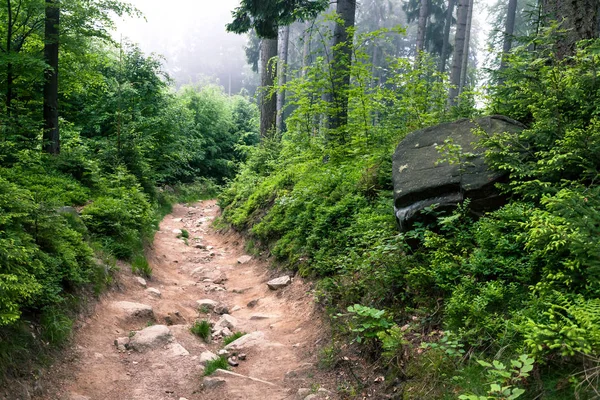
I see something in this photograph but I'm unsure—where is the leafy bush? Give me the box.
[204,356,229,376]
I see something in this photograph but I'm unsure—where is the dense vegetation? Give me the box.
[219,8,600,400]
[0,0,258,382]
[2,0,599,399]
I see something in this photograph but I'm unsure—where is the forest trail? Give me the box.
[39,200,335,400]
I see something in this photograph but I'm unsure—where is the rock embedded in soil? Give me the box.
[267,276,291,290]
[203,377,226,389]
[227,356,239,367]
[247,299,259,308]
[128,325,172,352]
[214,314,237,331]
[237,255,252,264]
[111,301,154,320]
[114,337,130,349]
[197,299,218,312]
[199,351,219,365]
[172,229,182,235]
[146,287,161,298]
[214,303,229,314]
[170,343,190,357]
[250,314,278,320]
[224,331,267,352]
[135,277,147,287]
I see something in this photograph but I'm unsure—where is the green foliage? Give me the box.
[131,254,152,278]
[344,304,392,344]
[223,331,246,346]
[459,355,534,400]
[203,356,229,376]
[190,320,212,342]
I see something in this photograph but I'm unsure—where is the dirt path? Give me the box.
[38,200,336,400]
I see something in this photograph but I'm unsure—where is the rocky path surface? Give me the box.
[39,200,336,400]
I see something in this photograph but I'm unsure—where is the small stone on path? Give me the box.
[267,276,291,290]
[224,331,266,351]
[214,314,237,331]
[172,229,182,235]
[250,314,278,320]
[237,255,252,264]
[215,304,229,314]
[111,301,154,320]
[146,287,161,298]
[135,277,147,287]
[247,299,259,308]
[170,343,190,357]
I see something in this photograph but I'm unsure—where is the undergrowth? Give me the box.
[219,27,600,399]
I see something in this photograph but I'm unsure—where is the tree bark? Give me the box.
[6,0,13,118]
[416,0,429,55]
[459,0,473,94]
[328,0,356,133]
[500,0,518,72]
[276,25,290,134]
[259,37,278,138]
[439,0,455,74]
[541,0,599,59]
[448,0,469,107]
[43,0,60,154]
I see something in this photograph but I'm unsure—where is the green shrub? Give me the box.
[204,356,229,376]
[190,320,211,342]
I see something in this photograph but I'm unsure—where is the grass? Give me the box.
[223,331,246,346]
[180,229,189,239]
[204,356,229,376]
[190,320,211,342]
[131,253,152,278]
[198,305,211,314]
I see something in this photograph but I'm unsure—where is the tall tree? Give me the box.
[499,0,518,72]
[328,0,356,133]
[416,0,429,54]
[43,0,59,154]
[448,0,469,106]
[276,25,290,134]
[227,0,328,138]
[439,0,455,73]
[541,0,599,59]
[259,37,278,137]
[459,0,473,94]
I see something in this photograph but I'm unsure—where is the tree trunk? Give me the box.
[6,0,13,118]
[302,23,311,76]
[259,37,278,138]
[448,0,469,107]
[541,0,599,59]
[328,0,356,134]
[416,0,429,55]
[43,0,60,154]
[459,0,473,94]
[500,0,518,71]
[276,25,290,134]
[439,0,455,74]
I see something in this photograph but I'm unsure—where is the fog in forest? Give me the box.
[116,0,253,93]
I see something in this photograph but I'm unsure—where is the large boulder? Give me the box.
[392,115,524,231]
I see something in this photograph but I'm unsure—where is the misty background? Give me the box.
[115,0,495,95]
[115,0,254,94]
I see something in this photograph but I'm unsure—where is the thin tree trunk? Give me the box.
[302,23,311,76]
[459,0,473,95]
[328,0,356,134]
[43,0,60,154]
[500,0,518,72]
[439,0,455,74]
[276,25,290,134]
[448,0,469,107]
[6,0,13,118]
[416,0,428,56]
[259,37,278,138]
